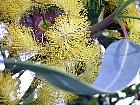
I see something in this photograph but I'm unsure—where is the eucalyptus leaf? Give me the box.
[116,0,134,15]
[1,40,140,96]
[118,15,140,20]
[21,92,35,105]
[87,0,104,24]
[20,77,40,104]
[93,40,140,92]
[117,0,124,7]
[2,59,106,96]
[0,51,5,70]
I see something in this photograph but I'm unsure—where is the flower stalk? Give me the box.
[117,18,129,40]
[90,0,135,39]
[90,10,117,39]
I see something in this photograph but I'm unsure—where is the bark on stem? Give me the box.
[90,10,117,39]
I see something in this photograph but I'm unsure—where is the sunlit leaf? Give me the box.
[93,40,140,92]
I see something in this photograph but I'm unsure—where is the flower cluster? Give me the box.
[122,3,140,45]
[0,72,18,105]
[0,0,102,104]
[107,0,140,45]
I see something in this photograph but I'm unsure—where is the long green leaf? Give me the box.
[20,77,40,104]
[1,59,106,96]
[116,0,135,15]
[118,15,140,20]
[87,0,105,24]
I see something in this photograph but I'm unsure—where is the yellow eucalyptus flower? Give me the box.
[33,0,84,16]
[0,0,102,104]
[30,82,78,105]
[81,0,88,6]
[0,72,18,105]
[30,13,102,104]
[107,0,117,12]
[129,23,140,45]
[108,30,124,39]
[121,3,140,45]
[1,23,38,55]
[107,0,140,45]
[0,0,33,21]
[122,3,140,28]
[38,14,102,83]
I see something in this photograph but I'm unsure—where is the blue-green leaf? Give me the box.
[0,51,5,70]
[1,59,106,96]
[21,92,35,105]
[93,40,140,92]
[1,40,140,96]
